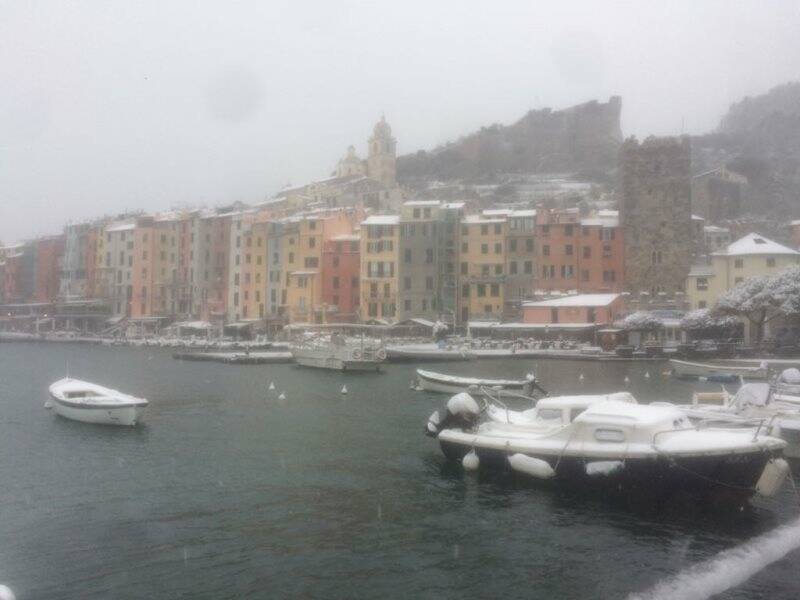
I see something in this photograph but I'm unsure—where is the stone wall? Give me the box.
[619,136,692,294]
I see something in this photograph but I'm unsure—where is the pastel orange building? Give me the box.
[522,293,623,325]
[321,234,360,321]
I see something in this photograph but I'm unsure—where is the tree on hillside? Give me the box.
[714,266,800,342]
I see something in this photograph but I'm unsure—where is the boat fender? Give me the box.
[425,410,443,437]
[376,348,387,361]
[585,460,624,477]
[462,450,480,471]
[508,453,555,479]
[446,393,481,419]
[352,349,362,360]
[756,458,790,498]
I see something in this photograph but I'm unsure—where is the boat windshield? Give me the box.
[64,390,101,399]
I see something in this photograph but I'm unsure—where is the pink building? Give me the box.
[522,293,623,325]
[34,236,65,303]
[321,234,360,321]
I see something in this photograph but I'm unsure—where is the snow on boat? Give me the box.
[773,368,800,405]
[670,359,769,381]
[385,344,477,362]
[427,393,788,499]
[415,369,544,397]
[48,378,148,426]
[674,382,800,459]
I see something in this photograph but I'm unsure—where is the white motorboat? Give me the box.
[415,369,545,397]
[673,382,800,458]
[670,359,769,381]
[48,378,148,426]
[427,394,788,499]
[290,334,386,371]
[483,392,638,427]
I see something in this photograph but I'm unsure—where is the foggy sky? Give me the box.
[2,0,799,244]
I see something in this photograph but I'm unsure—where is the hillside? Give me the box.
[693,81,800,218]
[397,97,623,184]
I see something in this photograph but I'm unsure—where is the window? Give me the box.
[332,256,339,268]
[494,224,501,235]
[510,261,518,275]
[426,276,433,290]
[565,245,573,256]
[564,225,573,236]
[477,284,486,297]
[404,299,411,311]
[462,284,470,298]
[404,249,412,263]
[495,264,502,275]
[426,248,433,263]
[543,245,550,257]
[481,244,488,254]
[581,269,589,282]
[734,259,743,269]
[509,239,517,252]
[696,277,708,291]
[594,429,625,443]
[603,270,616,282]
[461,262,468,275]
[404,276,411,290]
[767,257,776,267]
[494,243,501,254]
[482,265,490,277]
[525,239,534,252]
[490,283,499,297]
[461,242,468,253]
[481,224,488,235]
[288,252,294,264]
[413,208,420,218]
[561,265,574,279]
[484,304,492,314]
[308,237,316,248]
[524,261,533,274]
[304,257,318,268]
[333,276,340,289]
[583,246,591,259]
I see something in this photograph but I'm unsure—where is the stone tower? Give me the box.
[367,116,397,186]
[619,136,692,295]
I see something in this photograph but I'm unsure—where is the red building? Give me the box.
[522,293,623,325]
[536,208,624,293]
[321,234,360,321]
[33,236,65,303]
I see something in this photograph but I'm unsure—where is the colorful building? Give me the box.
[522,293,623,326]
[321,234,360,321]
[458,215,507,323]
[686,233,800,311]
[360,214,400,321]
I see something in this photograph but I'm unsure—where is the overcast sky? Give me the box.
[2,0,799,244]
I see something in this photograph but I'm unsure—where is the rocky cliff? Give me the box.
[397,97,622,183]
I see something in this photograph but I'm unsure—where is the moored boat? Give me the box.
[385,344,476,362]
[415,368,545,397]
[670,358,769,381]
[426,393,788,499]
[48,378,148,426]
[290,334,385,371]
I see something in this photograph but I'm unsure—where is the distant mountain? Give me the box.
[693,81,800,218]
[397,97,623,184]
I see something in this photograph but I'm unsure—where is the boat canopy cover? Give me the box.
[778,368,800,385]
[536,393,636,411]
[733,383,771,407]
[574,401,685,427]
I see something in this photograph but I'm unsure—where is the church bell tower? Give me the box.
[367,115,397,186]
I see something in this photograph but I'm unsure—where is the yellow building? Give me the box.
[360,215,400,321]
[686,233,800,310]
[458,215,507,323]
[283,209,362,322]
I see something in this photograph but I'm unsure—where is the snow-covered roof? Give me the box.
[703,225,730,234]
[522,293,620,308]
[462,215,506,224]
[688,264,715,277]
[714,233,800,257]
[510,209,537,217]
[288,270,319,276]
[791,220,800,226]
[106,222,135,233]
[331,234,360,241]
[442,202,466,209]
[581,213,619,227]
[403,200,440,207]
[482,209,512,217]
[575,401,684,427]
[467,321,598,330]
[362,215,399,226]
[691,214,706,222]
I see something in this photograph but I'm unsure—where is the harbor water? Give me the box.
[1,343,799,599]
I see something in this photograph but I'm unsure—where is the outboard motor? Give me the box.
[425,392,482,437]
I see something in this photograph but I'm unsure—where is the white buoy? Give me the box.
[462,450,480,471]
[341,385,348,395]
[578,373,585,382]
[508,453,555,479]
[644,371,651,379]
[268,381,276,391]
[0,584,16,600]
[278,392,286,401]
[624,375,630,384]
[44,400,52,409]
